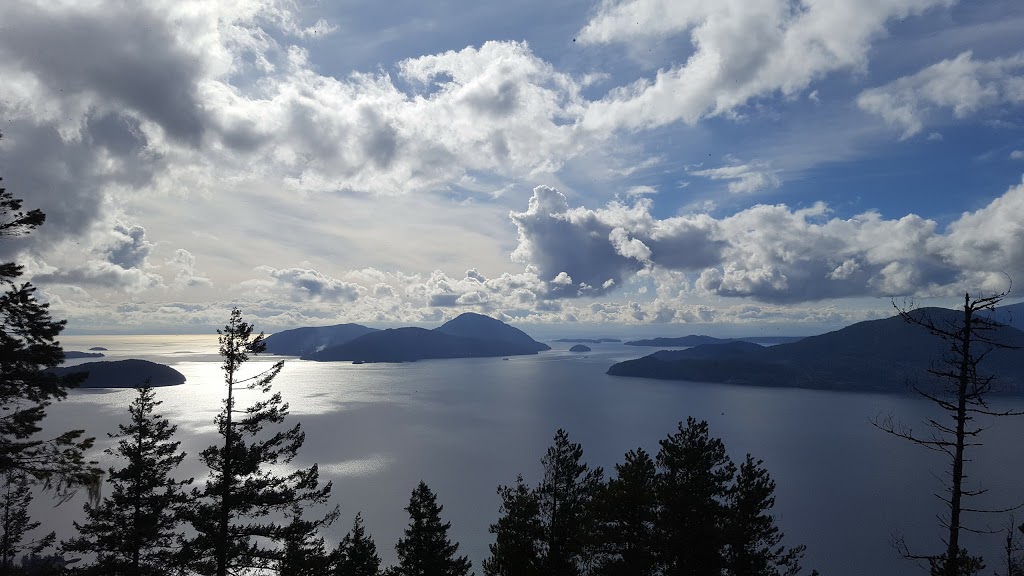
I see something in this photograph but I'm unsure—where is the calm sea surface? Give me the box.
[42,335,1024,575]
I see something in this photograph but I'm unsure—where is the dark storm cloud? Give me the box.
[0,2,207,145]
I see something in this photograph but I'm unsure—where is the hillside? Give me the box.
[625,335,804,347]
[303,313,549,362]
[264,323,379,356]
[51,359,186,388]
[608,308,1024,393]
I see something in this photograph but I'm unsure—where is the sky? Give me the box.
[1,0,1023,335]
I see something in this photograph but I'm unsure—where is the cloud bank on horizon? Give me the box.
[1,0,1023,332]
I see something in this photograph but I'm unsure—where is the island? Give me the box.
[88,346,108,351]
[553,338,621,343]
[303,312,550,363]
[63,351,105,360]
[264,323,379,356]
[624,335,803,347]
[569,344,592,352]
[49,359,186,388]
[608,308,1024,393]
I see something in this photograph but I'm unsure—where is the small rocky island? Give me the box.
[50,359,186,388]
[569,344,592,352]
[63,351,105,359]
[88,346,108,351]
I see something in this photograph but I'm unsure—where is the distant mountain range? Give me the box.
[608,307,1024,393]
[51,359,186,388]
[553,338,622,343]
[300,313,550,363]
[264,323,379,356]
[624,335,804,347]
[63,350,105,360]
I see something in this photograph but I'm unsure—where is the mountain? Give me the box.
[264,323,379,356]
[50,359,186,388]
[608,308,1024,393]
[986,301,1024,331]
[303,313,550,362]
[63,351,105,360]
[554,338,622,343]
[624,335,804,347]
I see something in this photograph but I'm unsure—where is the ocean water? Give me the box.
[41,335,1024,575]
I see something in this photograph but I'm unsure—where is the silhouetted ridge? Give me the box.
[569,344,591,352]
[608,308,1024,393]
[303,313,549,362]
[63,351,105,360]
[264,323,379,356]
[625,335,803,346]
[50,359,186,388]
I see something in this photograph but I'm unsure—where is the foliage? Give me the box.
[63,385,192,575]
[593,448,658,576]
[482,475,542,576]
[183,308,333,576]
[333,512,382,576]
[392,481,472,576]
[0,473,55,576]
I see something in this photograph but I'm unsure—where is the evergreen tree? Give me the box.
[63,385,192,576]
[392,481,471,576]
[656,418,735,576]
[723,455,806,576]
[482,475,542,576]
[594,448,658,576]
[278,504,336,576]
[333,512,381,576]
[537,429,604,576]
[0,152,100,499]
[0,473,54,576]
[183,308,333,576]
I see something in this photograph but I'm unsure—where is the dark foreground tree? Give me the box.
[875,292,1023,576]
[0,148,100,499]
[656,417,736,576]
[63,385,191,575]
[278,503,336,576]
[333,512,381,576]
[183,309,333,576]
[724,455,807,576]
[595,448,658,576]
[537,429,603,576]
[482,475,542,576]
[0,473,54,576]
[392,481,471,576]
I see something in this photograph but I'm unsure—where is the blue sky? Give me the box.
[1,0,1023,334]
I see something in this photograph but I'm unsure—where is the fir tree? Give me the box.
[723,455,806,576]
[0,473,55,576]
[183,308,333,576]
[537,429,603,576]
[0,151,100,499]
[482,475,542,576]
[333,512,381,576]
[594,448,658,576]
[656,418,735,576]
[278,503,336,576]
[392,481,471,576]
[63,385,191,575]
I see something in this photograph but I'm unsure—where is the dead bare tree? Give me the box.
[874,291,1024,576]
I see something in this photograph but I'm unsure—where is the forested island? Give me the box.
[50,359,186,388]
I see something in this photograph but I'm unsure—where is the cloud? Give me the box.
[1011,150,1024,160]
[857,51,1024,139]
[578,0,952,130]
[689,161,781,194]
[31,223,165,292]
[167,249,213,288]
[245,266,366,302]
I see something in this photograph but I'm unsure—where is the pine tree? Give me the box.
[0,473,55,576]
[278,503,336,576]
[392,481,471,576]
[537,429,604,576]
[656,418,735,576]
[0,155,100,500]
[482,474,542,576]
[723,455,806,576]
[333,512,381,576]
[594,448,658,576]
[62,385,191,575]
[183,308,333,576]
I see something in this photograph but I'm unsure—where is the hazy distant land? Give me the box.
[51,359,186,388]
[553,338,621,343]
[624,335,804,347]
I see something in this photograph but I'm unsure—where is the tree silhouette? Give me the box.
[594,448,658,576]
[63,385,192,575]
[875,292,1023,575]
[183,308,333,576]
[482,474,542,576]
[537,428,603,576]
[0,473,55,576]
[0,142,100,500]
[278,503,336,576]
[656,417,735,576]
[333,512,381,576]
[392,481,471,576]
